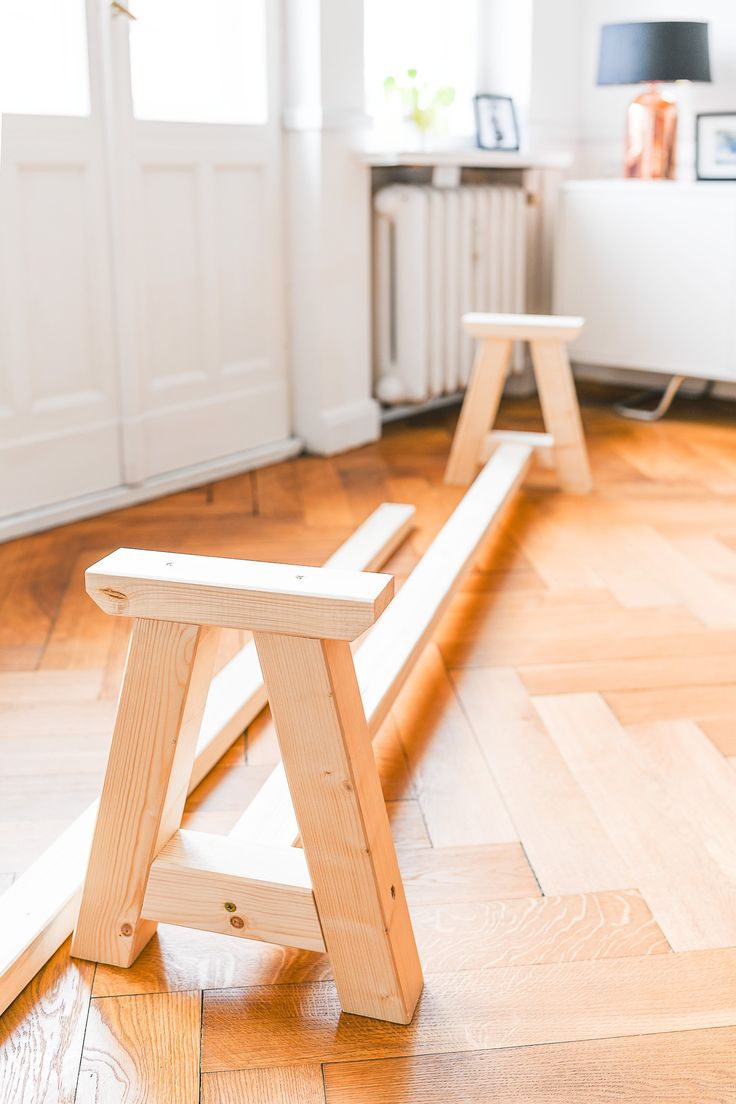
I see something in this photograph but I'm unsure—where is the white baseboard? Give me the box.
[1,436,303,543]
[305,398,381,456]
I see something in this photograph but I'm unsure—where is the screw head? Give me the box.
[230,915,245,929]
[120,922,133,937]
[224,901,237,913]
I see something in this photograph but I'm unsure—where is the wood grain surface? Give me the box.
[4,394,736,1101]
[76,990,200,1104]
[323,1026,736,1103]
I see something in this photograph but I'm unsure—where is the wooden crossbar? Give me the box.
[142,831,324,952]
[230,443,533,848]
[462,311,584,342]
[480,431,555,470]
[0,503,414,1016]
[481,429,554,455]
[87,548,394,639]
[445,311,592,492]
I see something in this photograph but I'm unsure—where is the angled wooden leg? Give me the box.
[72,620,219,966]
[254,631,423,1024]
[530,338,593,494]
[444,337,513,486]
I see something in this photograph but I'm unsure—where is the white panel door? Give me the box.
[0,0,290,531]
[110,0,289,483]
[0,0,122,516]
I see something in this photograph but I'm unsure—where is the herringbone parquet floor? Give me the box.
[2,387,736,1102]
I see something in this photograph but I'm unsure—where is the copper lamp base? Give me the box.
[624,83,677,179]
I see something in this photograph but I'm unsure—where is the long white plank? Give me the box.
[0,503,415,1015]
[230,444,533,848]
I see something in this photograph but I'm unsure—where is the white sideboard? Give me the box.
[554,180,736,384]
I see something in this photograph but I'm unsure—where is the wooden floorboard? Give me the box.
[322,1026,736,1103]
[201,948,736,1072]
[390,644,518,845]
[3,391,736,1100]
[202,1064,326,1104]
[450,666,633,895]
[90,889,667,1001]
[76,990,200,1104]
[0,939,93,1104]
[535,694,736,951]
[398,843,539,906]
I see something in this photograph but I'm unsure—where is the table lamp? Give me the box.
[597,21,711,179]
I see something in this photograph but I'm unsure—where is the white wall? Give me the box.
[283,0,380,455]
[577,1,736,177]
[526,0,584,156]
[476,0,582,157]
[476,0,533,115]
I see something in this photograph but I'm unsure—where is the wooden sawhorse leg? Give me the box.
[444,338,512,486]
[72,548,423,1025]
[71,619,219,966]
[255,633,422,1023]
[444,312,592,494]
[530,338,592,494]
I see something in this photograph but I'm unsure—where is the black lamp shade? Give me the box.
[597,21,711,85]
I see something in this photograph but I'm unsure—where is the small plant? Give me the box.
[383,68,456,136]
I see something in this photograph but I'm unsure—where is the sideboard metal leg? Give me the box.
[614,374,688,421]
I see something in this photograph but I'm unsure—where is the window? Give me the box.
[129,0,268,125]
[0,0,90,117]
[364,0,478,138]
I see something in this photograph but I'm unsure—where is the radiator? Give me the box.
[373,184,526,405]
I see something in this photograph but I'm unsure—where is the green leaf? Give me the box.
[407,67,417,79]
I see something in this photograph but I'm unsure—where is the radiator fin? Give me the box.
[373,184,526,405]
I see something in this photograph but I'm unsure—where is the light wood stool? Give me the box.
[71,548,423,1025]
[445,312,592,493]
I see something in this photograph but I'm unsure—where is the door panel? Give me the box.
[0,0,289,526]
[141,164,205,390]
[0,114,122,515]
[112,1,288,482]
[213,166,271,373]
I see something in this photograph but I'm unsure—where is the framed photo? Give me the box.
[696,112,736,180]
[473,94,519,152]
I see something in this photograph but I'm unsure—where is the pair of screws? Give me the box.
[224,901,244,929]
[120,903,245,939]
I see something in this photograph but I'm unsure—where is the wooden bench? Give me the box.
[69,445,531,1027]
[445,312,592,493]
[66,318,593,1029]
[72,549,423,1025]
[0,504,417,1018]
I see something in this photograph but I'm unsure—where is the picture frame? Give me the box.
[473,94,519,152]
[696,112,736,181]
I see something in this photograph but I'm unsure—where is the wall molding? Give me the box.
[308,398,381,456]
